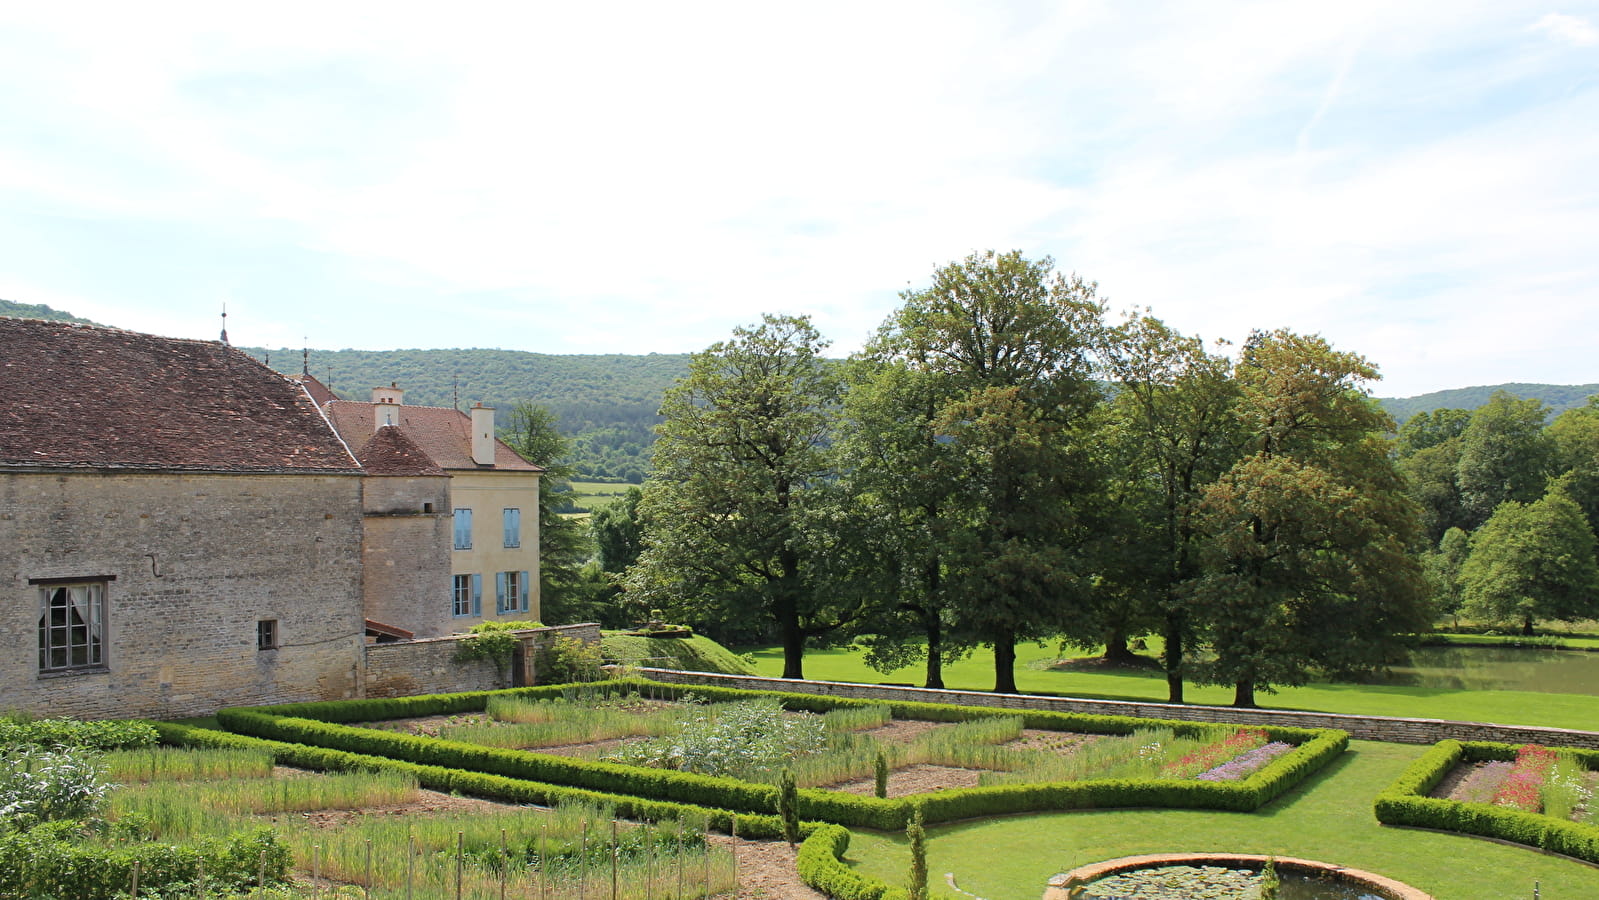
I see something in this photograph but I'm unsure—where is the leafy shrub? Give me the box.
[0,747,112,828]
[0,823,287,900]
[604,698,826,779]
[0,715,158,751]
[538,635,605,683]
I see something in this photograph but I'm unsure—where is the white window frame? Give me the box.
[453,573,482,617]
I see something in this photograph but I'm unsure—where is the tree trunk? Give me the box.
[776,591,805,680]
[1522,615,1535,637]
[993,634,1018,694]
[1102,628,1135,665]
[1163,612,1185,704]
[781,624,805,679]
[1233,678,1257,708]
[924,616,945,690]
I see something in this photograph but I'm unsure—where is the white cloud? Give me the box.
[1531,13,1599,45]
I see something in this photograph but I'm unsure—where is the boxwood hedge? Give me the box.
[1374,739,1599,865]
[214,678,1346,831]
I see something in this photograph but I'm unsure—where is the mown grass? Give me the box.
[747,642,1599,732]
[843,741,1599,900]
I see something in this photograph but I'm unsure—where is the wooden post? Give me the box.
[456,831,464,900]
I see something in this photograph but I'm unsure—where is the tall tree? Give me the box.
[503,402,594,623]
[1547,397,1599,538]
[624,315,857,678]
[1460,481,1599,635]
[1456,391,1555,529]
[1098,312,1243,703]
[872,250,1106,693]
[1189,330,1428,707]
[834,355,973,689]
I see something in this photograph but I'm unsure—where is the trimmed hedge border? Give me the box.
[797,824,910,900]
[214,678,1347,831]
[1374,739,1599,865]
[154,721,791,840]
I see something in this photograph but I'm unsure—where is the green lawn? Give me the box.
[747,643,1599,732]
[842,741,1598,900]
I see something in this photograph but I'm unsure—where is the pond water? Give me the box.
[1083,865,1391,899]
[1350,645,1599,695]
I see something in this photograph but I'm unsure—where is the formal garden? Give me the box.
[2,677,1598,900]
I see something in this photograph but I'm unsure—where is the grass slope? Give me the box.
[844,741,1598,900]
[748,643,1599,732]
[604,632,758,676]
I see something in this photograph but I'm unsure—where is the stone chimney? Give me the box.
[372,383,403,432]
[470,403,495,465]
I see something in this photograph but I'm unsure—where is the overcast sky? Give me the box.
[2,2,1595,397]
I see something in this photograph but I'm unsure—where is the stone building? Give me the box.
[0,319,368,719]
[322,385,544,638]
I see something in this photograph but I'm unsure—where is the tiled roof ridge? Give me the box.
[325,399,490,412]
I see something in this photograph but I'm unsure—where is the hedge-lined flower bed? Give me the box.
[214,679,1346,831]
[1374,739,1599,865]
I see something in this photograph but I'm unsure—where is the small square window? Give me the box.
[257,619,279,651]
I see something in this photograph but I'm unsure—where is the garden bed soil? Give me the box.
[827,763,988,797]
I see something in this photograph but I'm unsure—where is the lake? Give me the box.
[1355,645,1599,695]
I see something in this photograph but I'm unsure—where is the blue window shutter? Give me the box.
[503,508,520,548]
[495,572,508,614]
[519,570,531,613]
[454,509,473,550]
[471,574,483,616]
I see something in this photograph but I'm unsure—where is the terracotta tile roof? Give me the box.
[0,318,361,473]
[290,373,339,406]
[357,425,449,476]
[324,400,542,472]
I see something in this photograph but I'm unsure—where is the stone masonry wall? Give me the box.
[640,670,1599,750]
[360,484,453,639]
[365,623,601,698]
[1,471,367,720]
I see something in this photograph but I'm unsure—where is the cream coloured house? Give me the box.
[321,386,543,638]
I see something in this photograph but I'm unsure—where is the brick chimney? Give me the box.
[470,403,495,465]
[372,383,403,432]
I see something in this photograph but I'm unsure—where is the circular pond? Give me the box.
[1045,854,1431,900]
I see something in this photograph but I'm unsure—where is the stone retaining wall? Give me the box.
[365,623,601,698]
[637,669,1599,749]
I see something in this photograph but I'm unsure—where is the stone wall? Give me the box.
[361,475,453,638]
[1,470,367,719]
[365,623,602,698]
[639,670,1599,750]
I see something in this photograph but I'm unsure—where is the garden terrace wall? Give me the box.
[637,669,1599,750]
[365,623,600,697]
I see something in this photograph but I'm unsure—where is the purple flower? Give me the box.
[1196,742,1294,781]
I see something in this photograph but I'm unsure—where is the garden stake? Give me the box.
[313,844,321,900]
[407,832,415,900]
[676,818,685,900]
[198,864,206,899]
[258,849,267,890]
[581,818,591,900]
[366,838,373,900]
[456,831,465,900]
[646,822,655,900]
[131,859,139,899]
[611,819,620,900]
[730,817,739,891]
[540,822,549,900]
[501,827,509,900]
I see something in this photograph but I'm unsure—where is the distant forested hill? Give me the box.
[1379,384,1599,423]
[246,347,692,482]
[11,297,1594,476]
[0,299,100,325]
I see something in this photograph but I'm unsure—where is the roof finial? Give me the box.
[220,304,229,345]
[302,337,310,376]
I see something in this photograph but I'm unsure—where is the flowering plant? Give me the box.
[1490,744,1558,812]
[1161,729,1268,779]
